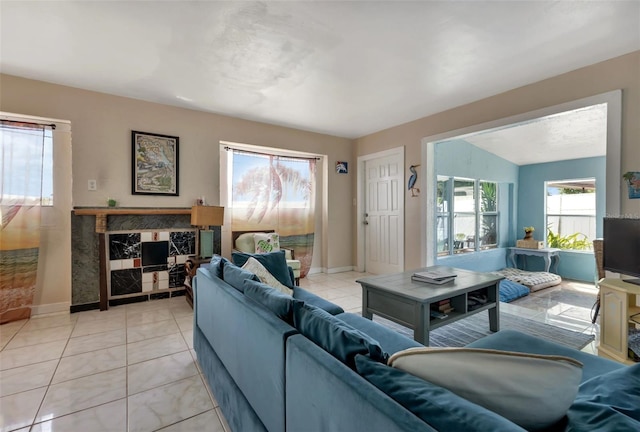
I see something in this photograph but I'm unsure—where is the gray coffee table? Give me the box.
[357,266,503,345]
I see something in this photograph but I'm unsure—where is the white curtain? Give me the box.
[0,121,49,323]
[230,150,316,277]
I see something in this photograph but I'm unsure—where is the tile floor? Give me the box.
[0,297,226,432]
[0,272,600,432]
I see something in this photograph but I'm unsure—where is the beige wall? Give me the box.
[0,74,354,310]
[31,124,73,313]
[356,51,640,270]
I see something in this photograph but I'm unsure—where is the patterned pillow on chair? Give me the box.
[254,233,281,253]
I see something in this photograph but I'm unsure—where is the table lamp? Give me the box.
[191,206,224,258]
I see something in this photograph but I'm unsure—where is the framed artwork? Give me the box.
[131,130,179,196]
[336,161,348,174]
[623,171,640,199]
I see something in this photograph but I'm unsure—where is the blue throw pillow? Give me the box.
[292,302,388,369]
[499,279,529,303]
[292,286,344,315]
[232,250,292,287]
[565,363,640,431]
[354,355,526,432]
[206,255,228,279]
[244,279,298,323]
[222,261,259,293]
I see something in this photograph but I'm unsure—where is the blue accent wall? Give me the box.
[433,142,604,283]
[434,140,518,271]
[438,249,508,273]
[517,156,606,282]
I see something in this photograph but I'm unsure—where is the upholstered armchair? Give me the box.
[234,232,301,285]
[592,238,604,323]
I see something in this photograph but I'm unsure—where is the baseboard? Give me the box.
[306,266,355,275]
[327,266,355,274]
[31,302,71,316]
[70,302,100,313]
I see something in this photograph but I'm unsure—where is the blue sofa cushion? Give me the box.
[205,254,228,279]
[355,354,526,432]
[466,330,623,382]
[388,347,583,431]
[565,363,640,431]
[499,279,529,303]
[338,313,422,355]
[292,302,388,368]
[355,355,524,432]
[244,279,299,323]
[292,287,344,315]
[222,261,260,293]
[232,250,293,287]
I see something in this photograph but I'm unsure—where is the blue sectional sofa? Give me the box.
[193,257,640,432]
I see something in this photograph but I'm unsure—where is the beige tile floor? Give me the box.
[0,272,600,432]
[0,297,226,432]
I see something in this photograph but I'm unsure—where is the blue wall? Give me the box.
[517,156,606,282]
[434,142,604,283]
[434,140,519,271]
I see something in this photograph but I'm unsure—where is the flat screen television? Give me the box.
[603,217,640,285]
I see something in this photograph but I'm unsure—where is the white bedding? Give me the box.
[494,268,562,292]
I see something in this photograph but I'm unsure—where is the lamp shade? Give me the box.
[191,206,224,226]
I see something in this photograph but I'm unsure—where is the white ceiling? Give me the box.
[1,1,639,140]
[457,103,608,165]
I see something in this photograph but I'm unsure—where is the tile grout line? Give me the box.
[29,314,76,429]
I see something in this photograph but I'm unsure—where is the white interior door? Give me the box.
[363,152,404,274]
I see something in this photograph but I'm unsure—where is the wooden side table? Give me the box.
[184,256,211,308]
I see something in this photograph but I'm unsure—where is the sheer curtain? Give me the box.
[230,150,316,277]
[0,121,50,323]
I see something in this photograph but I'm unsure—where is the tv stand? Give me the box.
[597,278,640,364]
[622,278,640,286]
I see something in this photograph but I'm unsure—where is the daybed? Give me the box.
[193,252,639,432]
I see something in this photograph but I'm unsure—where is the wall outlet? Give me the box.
[88,179,97,190]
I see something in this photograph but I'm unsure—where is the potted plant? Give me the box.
[523,226,535,240]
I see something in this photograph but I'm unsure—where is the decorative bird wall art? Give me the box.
[408,164,420,197]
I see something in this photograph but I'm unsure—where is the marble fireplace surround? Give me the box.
[72,208,195,312]
[107,229,195,298]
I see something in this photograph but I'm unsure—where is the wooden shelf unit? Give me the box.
[597,278,640,365]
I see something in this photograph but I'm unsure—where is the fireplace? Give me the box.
[71,208,221,311]
[142,241,169,266]
[108,230,195,303]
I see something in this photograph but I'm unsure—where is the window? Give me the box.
[0,121,53,206]
[226,146,318,276]
[546,179,595,250]
[437,177,498,256]
[230,150,316,223]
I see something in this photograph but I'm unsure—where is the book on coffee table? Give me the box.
[412,270,457,285]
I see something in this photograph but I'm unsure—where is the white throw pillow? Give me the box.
[242,257,292,295]
[388,347,583,430]
[254,233,281,254]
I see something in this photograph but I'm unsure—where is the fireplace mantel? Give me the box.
[74,207,191,216]
[73,207,191,233]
